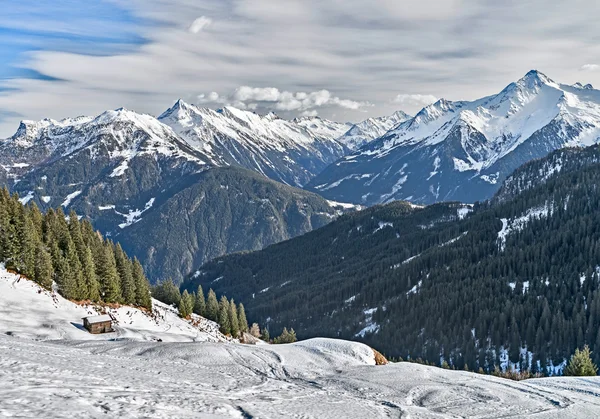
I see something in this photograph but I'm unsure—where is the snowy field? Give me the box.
[2,268,600,418]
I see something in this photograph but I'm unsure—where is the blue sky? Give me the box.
[1,0,600,136]
[0,1,145,80]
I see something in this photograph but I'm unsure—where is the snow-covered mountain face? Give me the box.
[0,108,210,184]
[158,100,349,187]
[307,71,600,205]
[337,110,412,151]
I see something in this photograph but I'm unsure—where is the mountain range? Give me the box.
[3,70,600,286]
[0,106,360,282]
[308,71,600,205]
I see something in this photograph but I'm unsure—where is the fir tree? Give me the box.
[34,244,53,289]
[114,243,135,304]
[97,241,121,303]
[179,290,194,318]
[218,295,231,335]
[237,303,249,334]
[132,258,152,309]
[564,345,598,376]
[206,289,219,321]
[194,285,206,316]
[228,298,239,338]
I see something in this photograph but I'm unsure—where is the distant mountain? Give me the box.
[0,108,356,283]
[307,71,600,205]
[337,110,412,151]
[117,166,356,282]
[158,100,349,187]
[184,143,600,371]
[293,116,352,142]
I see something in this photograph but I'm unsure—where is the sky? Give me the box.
[1,0,600,136]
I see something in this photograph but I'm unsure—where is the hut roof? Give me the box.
[83,314,112,324]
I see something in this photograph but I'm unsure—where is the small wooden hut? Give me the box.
[82,315,113,334]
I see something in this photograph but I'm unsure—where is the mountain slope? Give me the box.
[159,100,349,187]
[4,333,600,418]
[337,110,412,150]
[117,166,355,282]
[308,71,600,205]
[184,144,600,371]
[0,265,226,342]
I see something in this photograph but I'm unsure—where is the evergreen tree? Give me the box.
[132,258,152,309]
[273,327,297,344]
[228,298,240,338]
[34,244,53,289]
[82,247,100,301]
[114,243,135,304]
[218,295,231,335]
[237,303,249,334]
[564,346,598,376]
[152,279,180,306]
[97,241,121,303]
[194,285,206,316]
[206,289,219,321]
[179,290,194,318]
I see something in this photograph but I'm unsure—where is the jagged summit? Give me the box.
[308,70,600,206]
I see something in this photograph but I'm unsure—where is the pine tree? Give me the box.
[218,295,231,335]
[206,289,219,321]
[179,290,194,318]
[34,244,53,289]
[114,243,135,304]
[237,303,249,334]
[564,345,598,376]
[97,241,121,303]
[132,258,152,309]
[82,247,100,301]
[228,298,239,338]
[194,285,206,316]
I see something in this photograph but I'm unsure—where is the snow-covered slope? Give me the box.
[2,333,600,418]
[308,71,600,205]
[158,100,349,186]
[2,264,600,417]
[293,115,352,142]
[338,110,412,150]
[0,108,210,183]
[0,264,226,342]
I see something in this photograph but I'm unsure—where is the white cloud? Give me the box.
[198,86,369,113]
[233,87,281,102]
[392,94,438,109]
[188,16,212,34]
[197,91,220,102]
[580,64,600,72]
[300,110,318,117]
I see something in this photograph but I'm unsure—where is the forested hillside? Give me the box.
[184,145,600,372]
[0,188,152,309]
[117,167,354,282]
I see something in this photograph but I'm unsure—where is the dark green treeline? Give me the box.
[0,188,152,309]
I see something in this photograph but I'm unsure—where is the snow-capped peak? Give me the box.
[517,69,558,89]
[337,110,412,150]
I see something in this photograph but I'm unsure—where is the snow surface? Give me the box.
[61,190,81,208]
[1,266,600,417]
[0,265,225,342]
